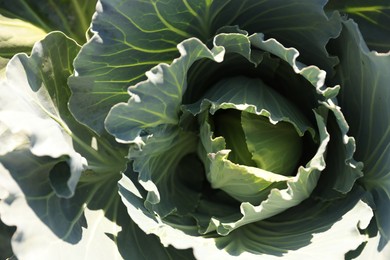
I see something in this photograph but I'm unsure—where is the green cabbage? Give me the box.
[0,0,389,259]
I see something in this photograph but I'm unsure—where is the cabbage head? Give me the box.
[0,0,389,259]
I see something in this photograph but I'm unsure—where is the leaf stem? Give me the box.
[70,0,90,36]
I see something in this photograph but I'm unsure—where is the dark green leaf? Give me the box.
[325,0,390,52]
[328,19,390,249]
[0,218,15,259]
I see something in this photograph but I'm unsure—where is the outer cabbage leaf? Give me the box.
[69,0,341,134]
[0,31,110,257]
[119,172,373,259]
[314,101,364,199]
[0,0,97,44]
[0,15,46,70]
[129,129,205,218]
[328,19,390,250]
[105,37,224,142]
[0,0,97,71]
[325,0,390,52]
[0,32,85,198]
[0,32,193,259]
[0,162,124,260]
[0,162,194,260]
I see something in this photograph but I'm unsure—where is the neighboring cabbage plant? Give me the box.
[0,0,389,259]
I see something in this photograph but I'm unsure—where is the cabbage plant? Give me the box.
[0,0,389,259]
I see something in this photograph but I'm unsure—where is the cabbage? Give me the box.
[0,0,389,259]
